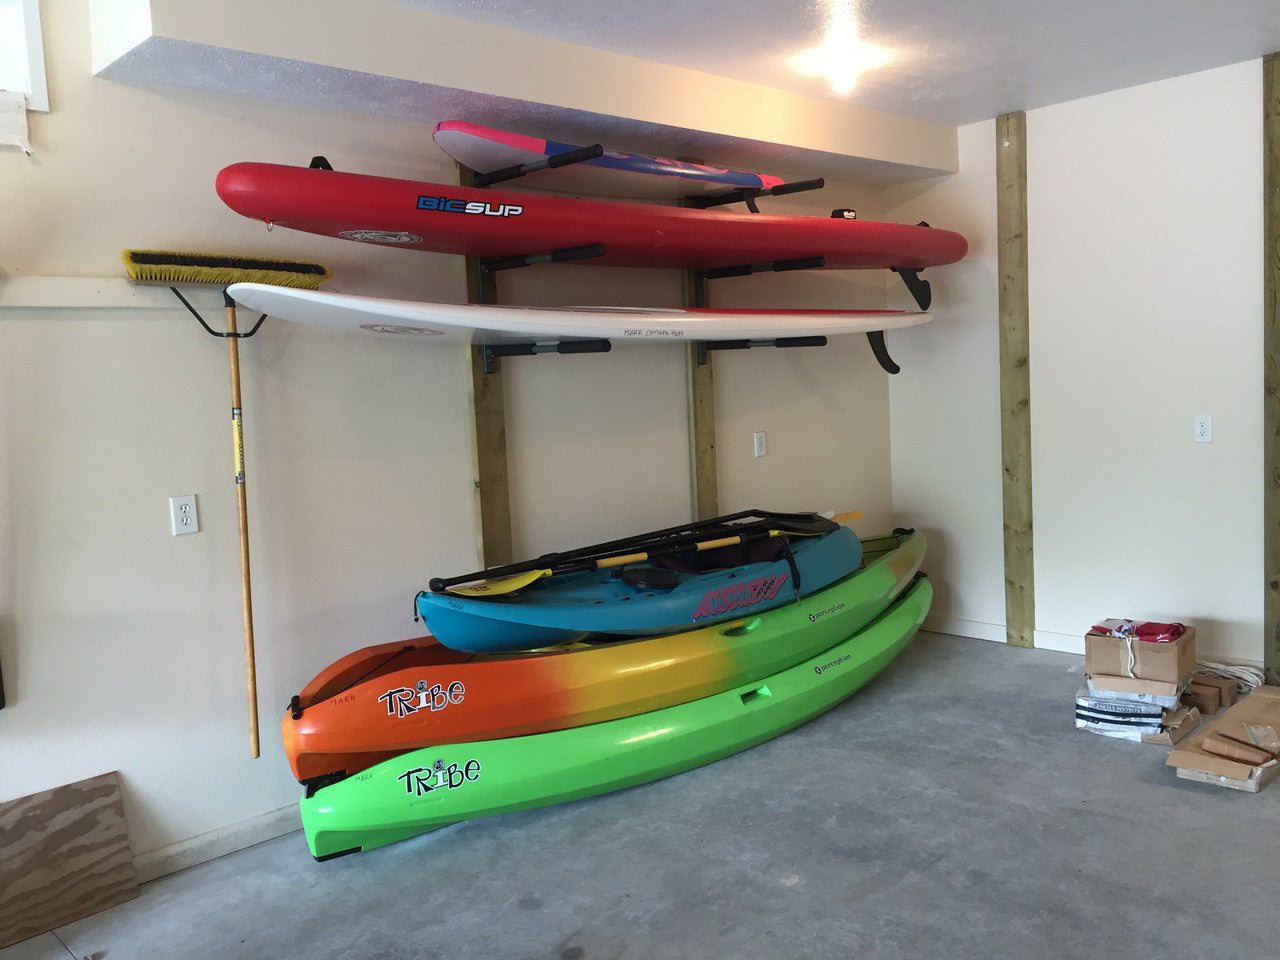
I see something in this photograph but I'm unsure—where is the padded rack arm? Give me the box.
[473,143,606,187]
[696,336,829,365]
[478,243,606,274]
[686,178,826,213]
[481,339,612,374]
[703,255,825,280]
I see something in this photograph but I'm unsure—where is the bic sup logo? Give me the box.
[416,196,524,218]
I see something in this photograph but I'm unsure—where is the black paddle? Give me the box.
[428,509,842,594]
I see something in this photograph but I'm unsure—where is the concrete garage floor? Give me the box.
[7,631,1278,960]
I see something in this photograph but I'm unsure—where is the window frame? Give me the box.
[2,0,48,111]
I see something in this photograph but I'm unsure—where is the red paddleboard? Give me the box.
[216,162,967,271]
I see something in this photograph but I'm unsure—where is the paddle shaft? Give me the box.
[585,534,748,571]
[227,300,260,759]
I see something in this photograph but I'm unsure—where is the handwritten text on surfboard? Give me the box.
[416,196,524,218]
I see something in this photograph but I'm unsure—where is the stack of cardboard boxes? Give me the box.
[1166,685,1280,792]
[1076,624,1201,744]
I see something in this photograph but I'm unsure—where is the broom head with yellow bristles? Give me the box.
[122,250,330,289]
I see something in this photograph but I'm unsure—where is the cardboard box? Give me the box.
[1190,673,1238,708]
[1166,685,1280,792]
[1084,626,1196,684]
[1182,682,1221,716]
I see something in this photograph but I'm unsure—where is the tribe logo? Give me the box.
[398,756,481,797]
[415,196,524,218]
[378,680,466,718]
[338,229,422,244]
[691,574,788,621]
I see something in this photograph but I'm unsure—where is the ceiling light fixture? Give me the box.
[790,0,892,95]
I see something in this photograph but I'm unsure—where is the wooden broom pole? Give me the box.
[226,295,260,758]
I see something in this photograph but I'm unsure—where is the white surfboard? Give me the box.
[227,283,930,346]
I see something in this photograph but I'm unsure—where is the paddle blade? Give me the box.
[830,510,865,526]
[445,568,551,597]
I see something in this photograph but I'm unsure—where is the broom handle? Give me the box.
[226,300,260,758]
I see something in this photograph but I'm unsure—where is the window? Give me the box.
[0,0,48,111]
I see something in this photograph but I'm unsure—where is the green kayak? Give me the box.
[301,575,931,859]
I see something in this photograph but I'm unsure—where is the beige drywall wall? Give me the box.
[1,0,902,871]
[886,61,1266,663]
[885,119,1004,641]
[1026,61,1264,661]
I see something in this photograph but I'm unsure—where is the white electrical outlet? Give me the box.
[753,431,767,458]
[1193,415,1213,444]
[170,495,199,535]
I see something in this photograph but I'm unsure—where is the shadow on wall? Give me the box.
[0,615,11,709]
[914,524,956,629]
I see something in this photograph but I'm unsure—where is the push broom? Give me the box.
[123,251,331,757]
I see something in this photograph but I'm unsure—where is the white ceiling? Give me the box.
[397,0,1280,126]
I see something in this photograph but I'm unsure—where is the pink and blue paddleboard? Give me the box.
[433,120,785,197]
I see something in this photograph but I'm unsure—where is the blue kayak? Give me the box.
[416,525,863,653]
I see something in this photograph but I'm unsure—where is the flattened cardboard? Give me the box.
[1087,673,1183,698]
[1084,626,1196,683]
[1166,685,1280,792]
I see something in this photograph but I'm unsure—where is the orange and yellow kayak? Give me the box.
[283,529,925,786]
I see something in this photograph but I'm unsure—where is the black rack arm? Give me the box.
[478,243,606,275]
[703,255,825,281]
[472,144,606,187]
[695,336,829,365]
[482,339,612,374]
[685,178,826,213]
